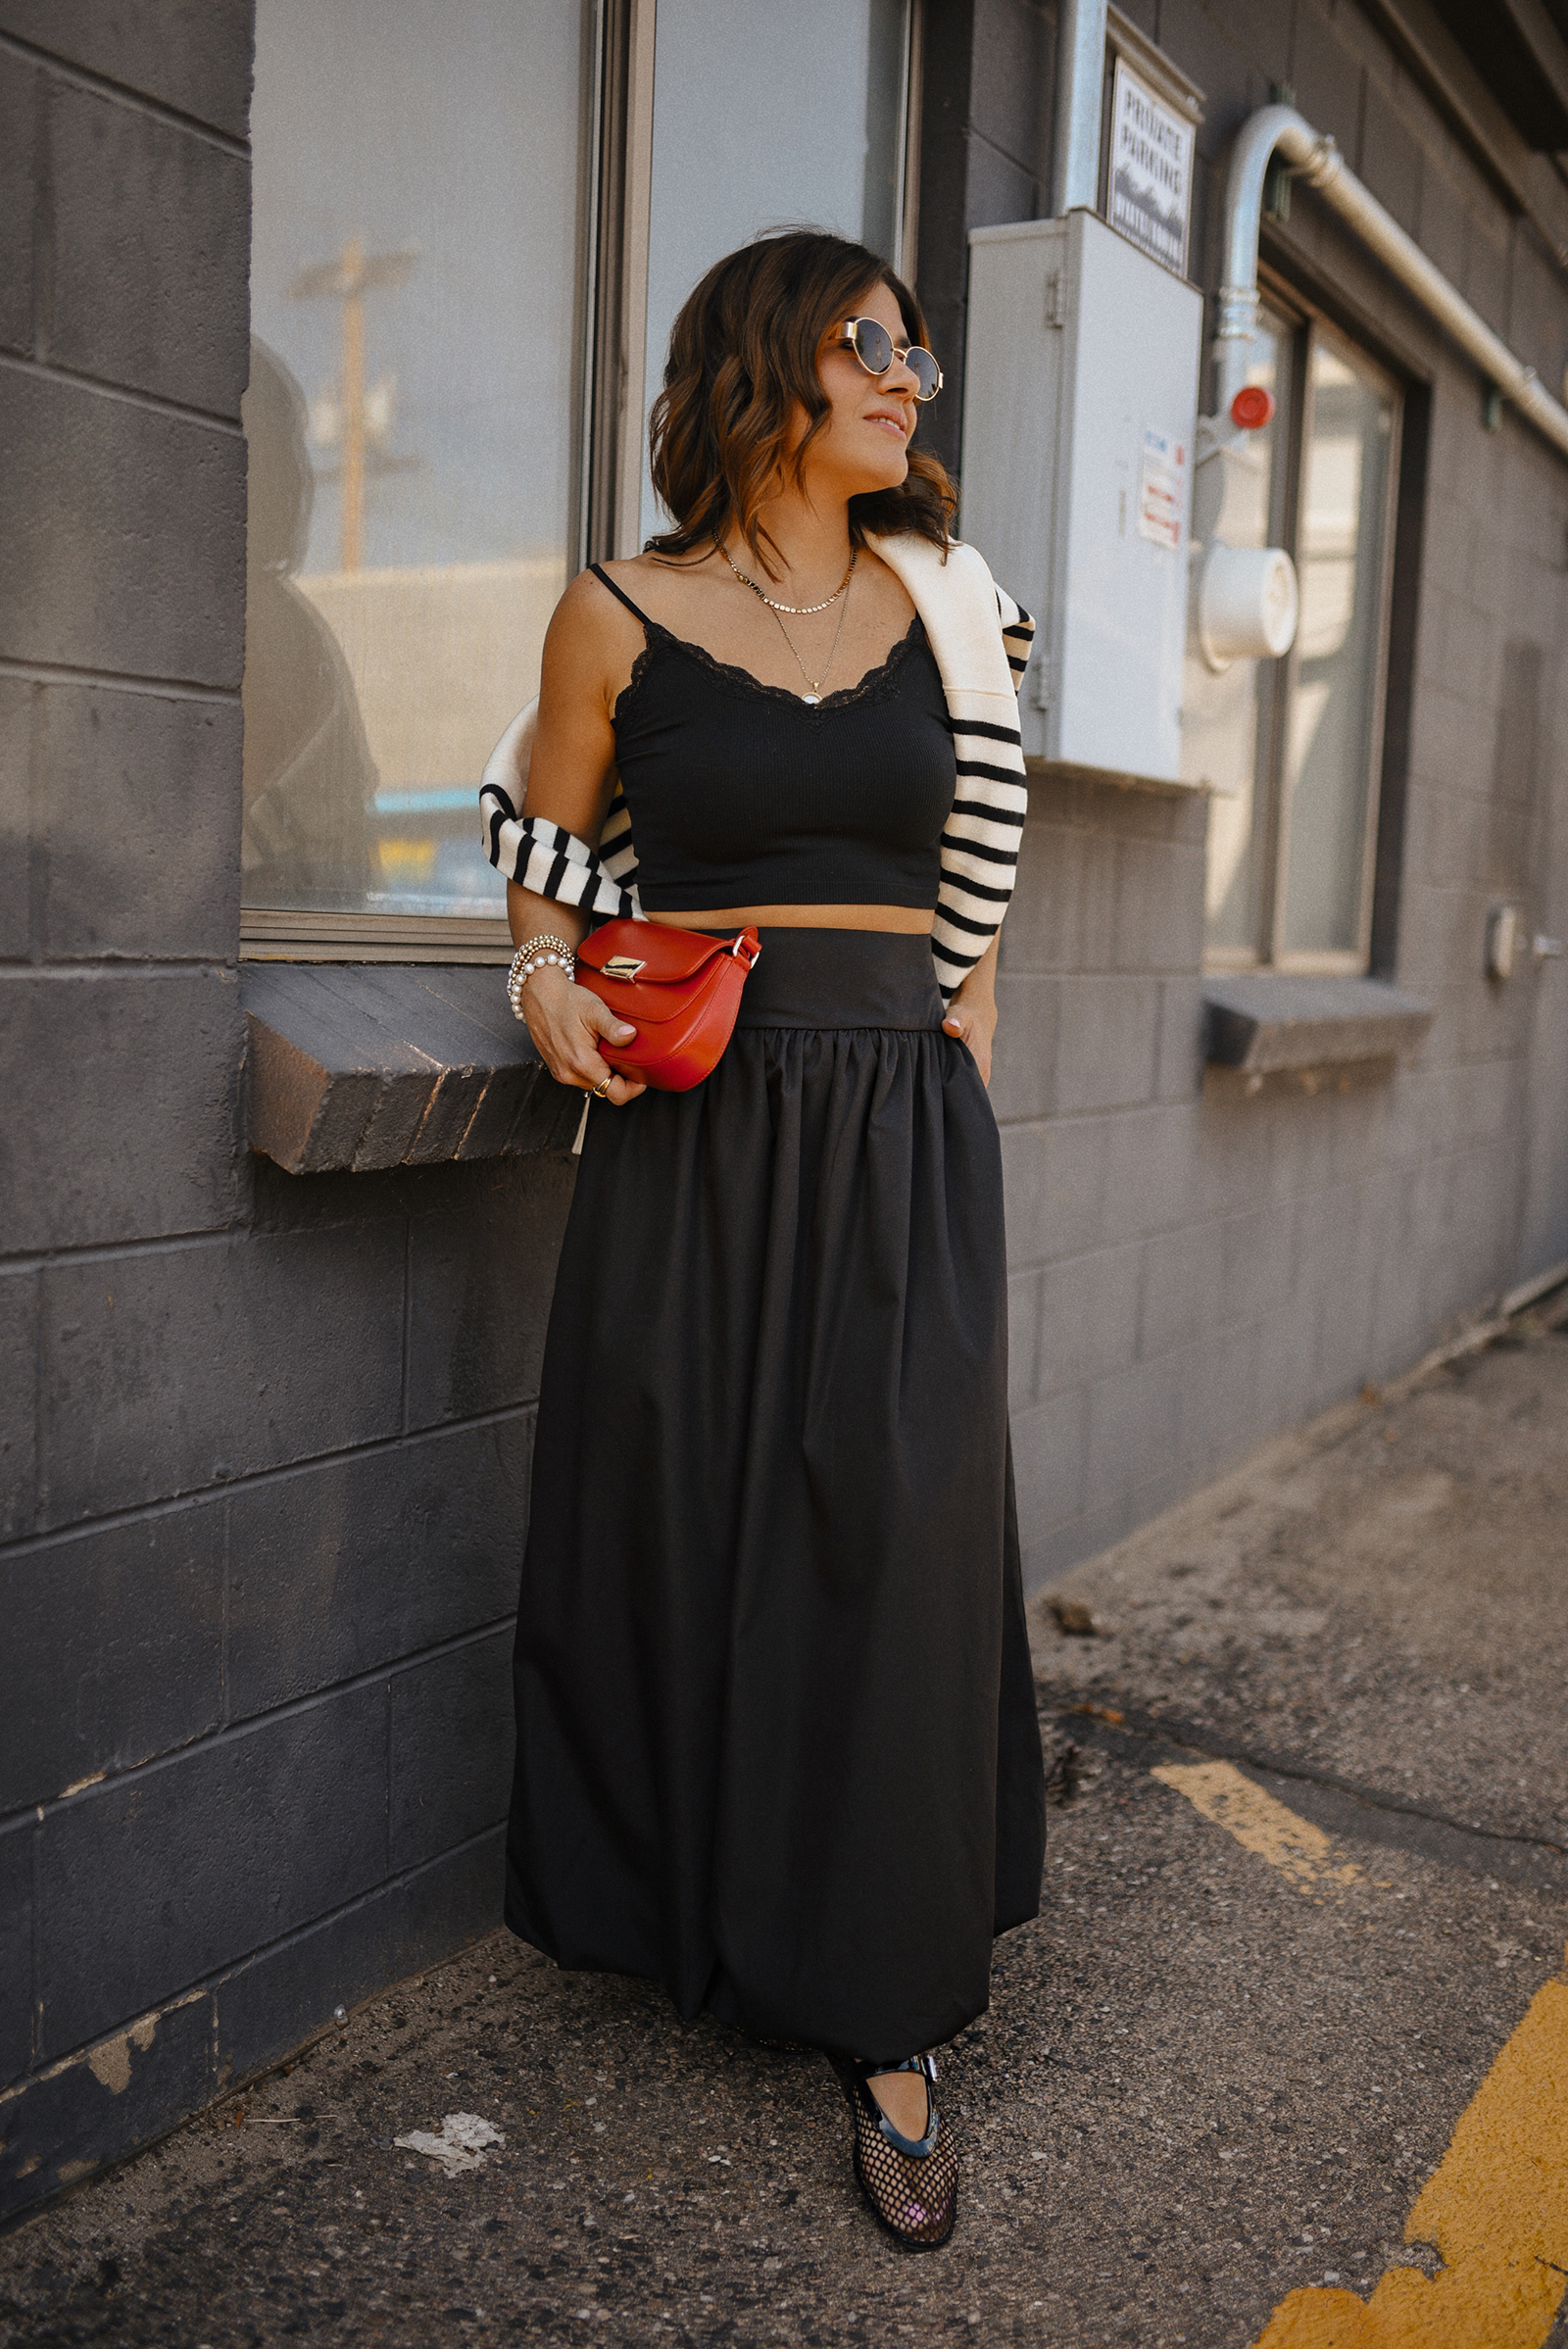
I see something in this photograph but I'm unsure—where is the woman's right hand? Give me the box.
[521,966,647,1105]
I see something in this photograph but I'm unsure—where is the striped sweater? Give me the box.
[479,531,1033,1000]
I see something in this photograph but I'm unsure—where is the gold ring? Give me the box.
[591,1074,613,1099]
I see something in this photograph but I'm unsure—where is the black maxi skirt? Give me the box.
[505,929,1046,2065]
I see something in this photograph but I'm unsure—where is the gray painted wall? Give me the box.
[3,0,1567,2218]
[0,2,573,2216]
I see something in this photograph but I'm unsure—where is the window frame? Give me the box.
[240,0,921,965]
[1201,275,1403,980]
[240,0,639,968]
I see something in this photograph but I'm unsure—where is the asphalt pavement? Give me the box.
[4,1294,1567,2349]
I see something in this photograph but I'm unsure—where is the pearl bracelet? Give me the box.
[507,933,576,1019]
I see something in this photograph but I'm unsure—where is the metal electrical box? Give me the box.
[959,210,1204,782]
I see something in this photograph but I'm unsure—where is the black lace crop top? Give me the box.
[590,565,956,911]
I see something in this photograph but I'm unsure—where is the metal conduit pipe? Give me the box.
[1051,0,1108,216]
[1214,102,1568,466]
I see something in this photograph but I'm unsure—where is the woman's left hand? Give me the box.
[943,989,998,1087]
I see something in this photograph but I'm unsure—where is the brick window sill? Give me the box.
[1201,973,1433,1075]
[242,964,582,1174]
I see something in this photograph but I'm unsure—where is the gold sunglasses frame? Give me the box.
[832,318,944,402]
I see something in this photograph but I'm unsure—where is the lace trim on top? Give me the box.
[615,614,926,725]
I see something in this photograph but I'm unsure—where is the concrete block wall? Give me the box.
[933,0,1568,1583]
[0,6,576,2218]
[994,783,1537,1585]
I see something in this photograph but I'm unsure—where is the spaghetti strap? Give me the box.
[590,562,656,629]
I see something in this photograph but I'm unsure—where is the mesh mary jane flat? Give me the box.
[834,2053,958,2251]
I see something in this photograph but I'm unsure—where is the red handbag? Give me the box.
[575,919,761,1091]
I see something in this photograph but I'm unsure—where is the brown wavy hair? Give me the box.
[646,229,955,573]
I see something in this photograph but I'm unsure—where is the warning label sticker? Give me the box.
[1138,427,1185,550]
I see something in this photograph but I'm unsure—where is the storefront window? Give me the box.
[1200,308,1399,972]
[639,0,912,546]
[244,0,591,932]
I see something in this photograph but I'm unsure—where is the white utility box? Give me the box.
[959,210,1204,782]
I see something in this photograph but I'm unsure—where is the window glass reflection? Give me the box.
[1278,340,1395,956]
[1198,308,1291,958]
[242,341,377,905]
[245,0,588,918]
[640,0,910,548]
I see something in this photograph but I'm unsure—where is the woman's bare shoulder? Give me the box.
[541,560,687,720]
[545,552,728,695]
[550,553,702,640]
[542,564,642,679]
[552,563,631,629]
[609,549,712,581]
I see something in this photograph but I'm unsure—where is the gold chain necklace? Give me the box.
[718,544,858,704]
[718,541,856,613]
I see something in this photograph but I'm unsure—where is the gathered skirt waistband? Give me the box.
[719,925,945,1031]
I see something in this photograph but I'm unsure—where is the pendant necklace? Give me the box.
[718,541,857,704]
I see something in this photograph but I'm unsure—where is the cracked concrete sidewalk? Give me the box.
[3,1296,1567,2347]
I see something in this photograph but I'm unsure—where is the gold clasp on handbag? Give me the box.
[601,955,646,981]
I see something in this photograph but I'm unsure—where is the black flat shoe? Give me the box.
[833,2053,958,2251]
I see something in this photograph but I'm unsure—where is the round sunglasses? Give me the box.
[832,317,944,403]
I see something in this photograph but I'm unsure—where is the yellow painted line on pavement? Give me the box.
[1152,1760,1362,1895]
[1252,1968,1568,2347]
[1150,1762,1568,2346]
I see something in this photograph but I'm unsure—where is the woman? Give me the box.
[480,229,1046,2251]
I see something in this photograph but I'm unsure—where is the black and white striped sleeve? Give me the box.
[1000,596,1034,688]
[931,590,1034,1001]
[478,774,640,921]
